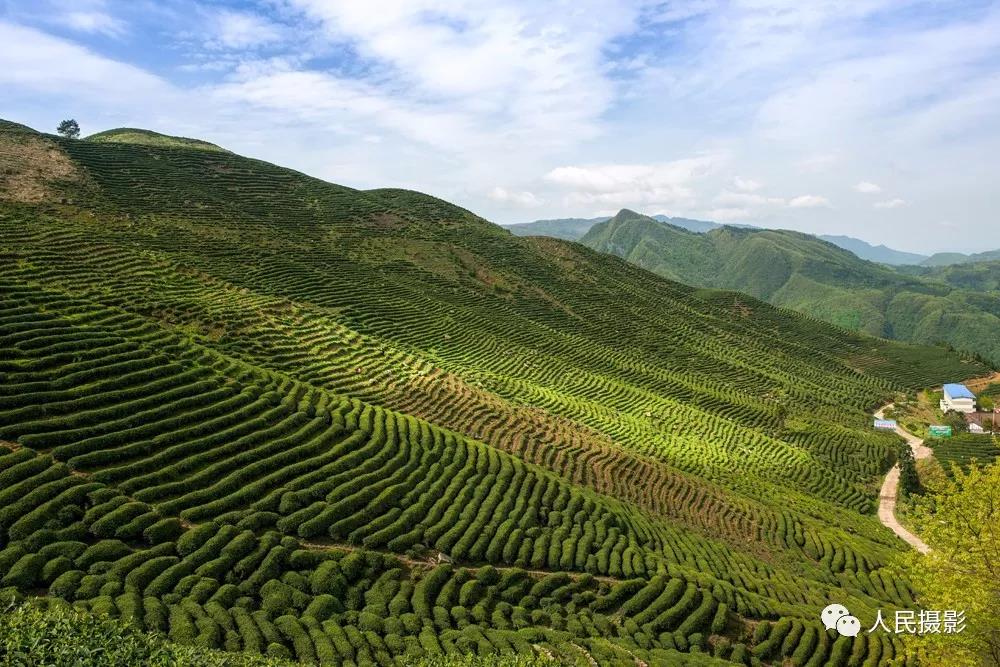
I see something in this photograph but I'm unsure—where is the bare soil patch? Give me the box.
[0,134,89,203]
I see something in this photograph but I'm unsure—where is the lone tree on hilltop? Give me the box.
[56,119,80,139]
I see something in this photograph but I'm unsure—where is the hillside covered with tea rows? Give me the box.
[0,119,989,665]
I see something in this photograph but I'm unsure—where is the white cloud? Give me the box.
[788,195,831,208]
[733,176,762,191]
[0,0,131,38]
[795,153,840,173]
[745,5,1000,161]
[0,21,170,104]
[704,207,749,221]
[212,68,481,151]
[208,10,285,50]
[714,190,784,207]
[854,181,882,194]
[282,1,641,154]
[544,157,720,208]
[545,159,716,192]
[874,198,907,209]
[488,186,543,207]
[60,10,126,36]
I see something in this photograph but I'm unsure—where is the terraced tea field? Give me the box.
[929,434,999,474]
[0,119,989,665]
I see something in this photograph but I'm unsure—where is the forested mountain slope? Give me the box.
[582,209,1000,366]
[898,260,1000,294]
[0,119,987,665]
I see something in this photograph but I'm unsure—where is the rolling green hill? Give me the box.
[86,127,229,153]
[582,209,1000,365]
[0,119,989,665]
[897,260,1000,294]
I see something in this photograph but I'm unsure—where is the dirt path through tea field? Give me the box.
[874,404,931,554]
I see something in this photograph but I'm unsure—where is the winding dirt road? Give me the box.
[874,404,931,554]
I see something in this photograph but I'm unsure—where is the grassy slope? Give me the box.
[582,210,1000,364]
[86,128,228,152]
[0,121,989,665]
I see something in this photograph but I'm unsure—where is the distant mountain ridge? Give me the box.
[921,248,1000,267]
[817,234,928,265]
[580,209,1000,364]
[510,214,998,268]
[505,214,722,239]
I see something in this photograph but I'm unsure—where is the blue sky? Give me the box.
[2,0,999,253]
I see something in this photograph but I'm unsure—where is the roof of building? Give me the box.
[943,383,976,400]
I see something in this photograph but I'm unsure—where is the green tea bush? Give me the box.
[0,602,295,666]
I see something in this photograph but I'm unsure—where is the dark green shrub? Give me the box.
[168,604,197,645]
[261,579,301,616]
[91,502,150,539]
[208,584,240,608]
[711,602,729,634]
[235,512,279,531]
[75,540,131,570]
[0,544,27,573]
[176,523,217,557]
[310,561,348,597]
[99,580,123,597]
[143,596,169,632]
[188,578,219,604]
[275,615,315,663]
[358,611,384,633]
[143,517,184,545]
[49,569,85,599]
[2,553,46,588]
[42,556,73,584]
[38,541,87,562]
[82,497,129,528]
[145,560,195,598]
[752,621,772,645]
[304,594,341,621]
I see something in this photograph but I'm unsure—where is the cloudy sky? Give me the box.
[2,0,999,253]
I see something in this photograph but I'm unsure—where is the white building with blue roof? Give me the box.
[940,383,976,413]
